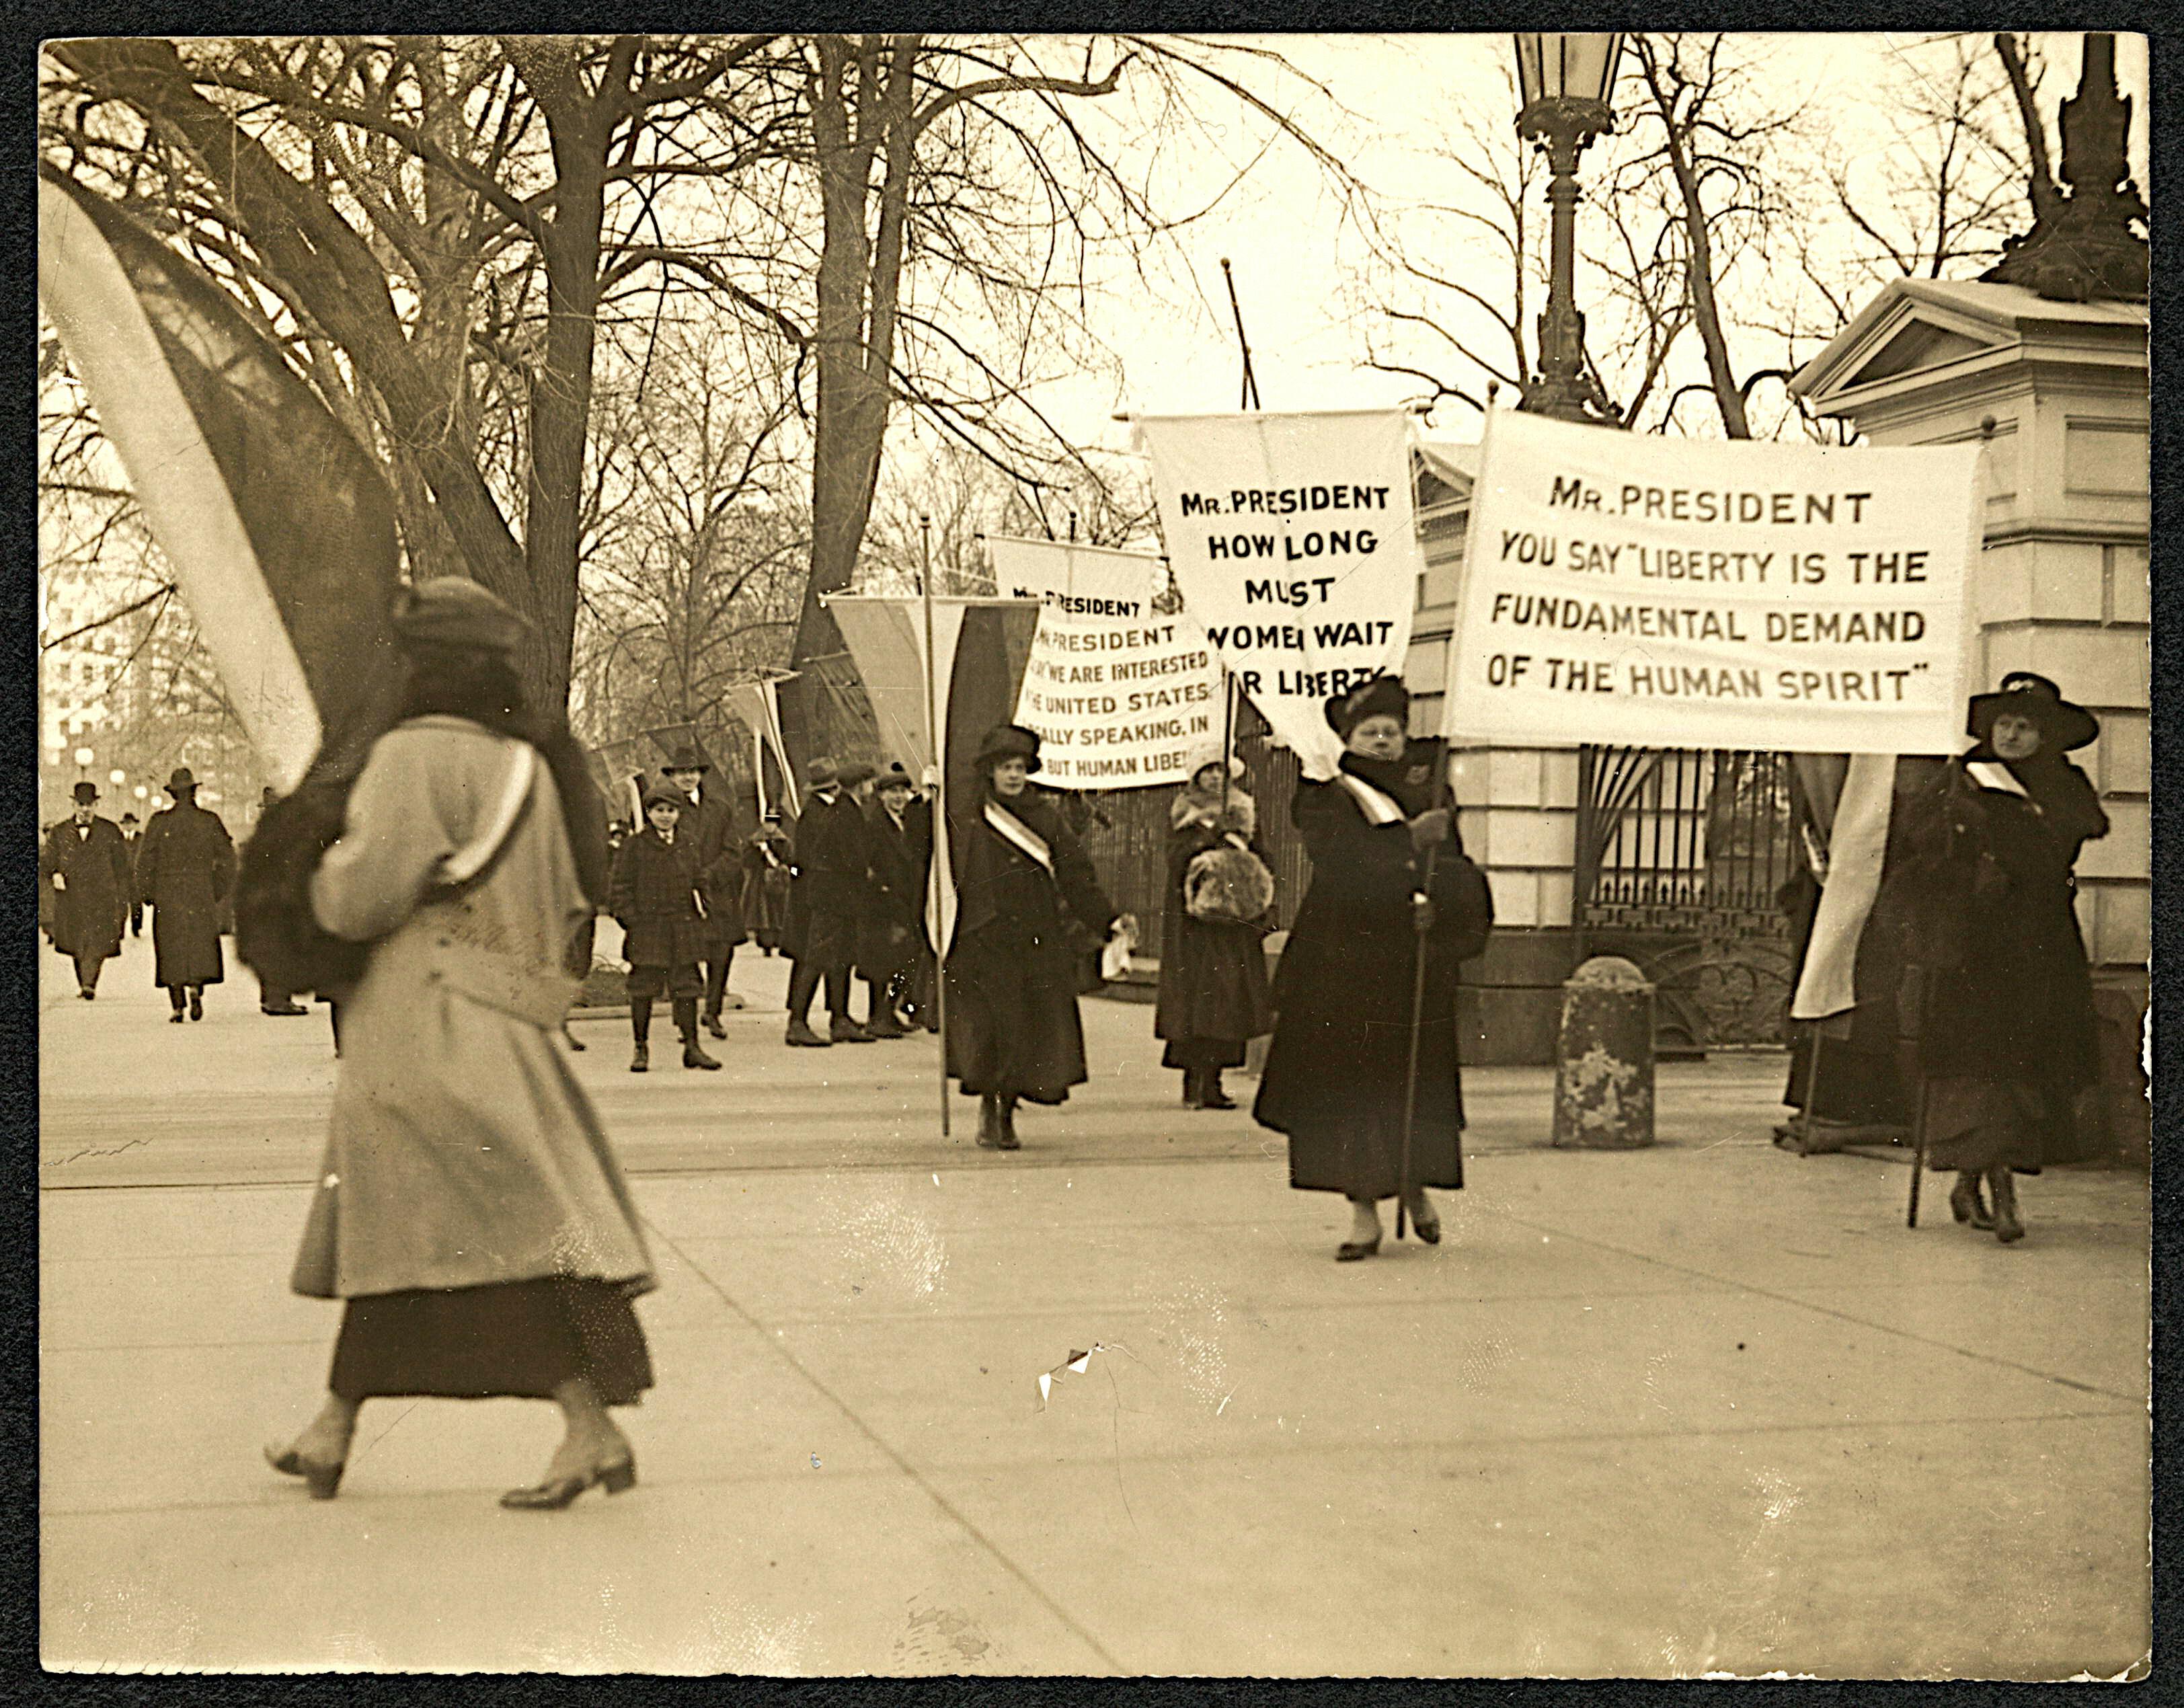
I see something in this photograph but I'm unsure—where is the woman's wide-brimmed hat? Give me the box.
[166,766,197,791]
[72,780,98,804]
[660,742,711,773]
[391,576,533,655]
[1967,670,2098,753]
[641,779,686,810]
[973,723,1043,775]
[1323,674,1409,738]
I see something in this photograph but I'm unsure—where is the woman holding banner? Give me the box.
[947,724,1132,1150]
[1156,745,1274,1110]
[1898,672,2108,1244]
[1253,676,1489,1261]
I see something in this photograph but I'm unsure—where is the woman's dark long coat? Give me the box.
[1154,816,1274,1069]
[945,791,1116,1104]
[1892,752,2106,1169]
[1254,758,1483,1200]
[134,800,234,987]
[607,826,708,970]
[740,828,792,940]
[859,800,928,982]
[41,816,132,962]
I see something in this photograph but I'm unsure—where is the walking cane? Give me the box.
[1393,752,1457,1242]
[1905,966,1932,1229]
[1395,840,1442,1244]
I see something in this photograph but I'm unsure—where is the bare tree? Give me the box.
[42,34,781,709]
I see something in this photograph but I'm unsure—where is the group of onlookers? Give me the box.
[602,751,937,1071]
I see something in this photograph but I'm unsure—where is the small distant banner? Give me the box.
[1446,410,1984,754]
[989,537,1222,789]
[1140,410,1422,779]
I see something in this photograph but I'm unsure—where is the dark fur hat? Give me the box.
[1323,674,1409,738]
[973,724,1043,775]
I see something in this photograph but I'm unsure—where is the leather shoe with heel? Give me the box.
[264,1443,346,1500]
[500,1452,637,1511]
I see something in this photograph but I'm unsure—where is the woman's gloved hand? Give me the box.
[1407,808,1451,851]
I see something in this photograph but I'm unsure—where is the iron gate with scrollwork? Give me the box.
[1574,746,1800,1050]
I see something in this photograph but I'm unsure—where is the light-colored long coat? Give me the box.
[290,715,653,1301]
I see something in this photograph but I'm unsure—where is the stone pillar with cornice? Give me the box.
[1788,279,2149,1156]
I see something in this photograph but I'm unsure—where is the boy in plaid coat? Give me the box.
[607,783,722,1073]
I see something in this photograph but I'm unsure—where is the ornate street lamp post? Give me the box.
[1513,32,1624,425]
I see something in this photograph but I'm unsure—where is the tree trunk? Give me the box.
[1639,37,1752,440]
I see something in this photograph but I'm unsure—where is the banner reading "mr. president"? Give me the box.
[989,536,1222,789]
[1140,410,1422,778]
[1446,410,1984,754]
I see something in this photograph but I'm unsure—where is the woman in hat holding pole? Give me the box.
[265,578,656,1509]
[947,724,1132,1149]
[134,766,235,1022]
[1253,676,1487,1261]
[1897,672,2109,1243]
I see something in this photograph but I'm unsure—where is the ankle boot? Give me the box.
[1181,1069,1200,1107]
[674,1000,720,1069]
[994,1096,1021,1150]
[629,1040,649,1073]
[976,1094,1004,1149]
[1199,1070,1236,1111]
[1949,1172,1994,1230]
[1989,1168,2025,1243]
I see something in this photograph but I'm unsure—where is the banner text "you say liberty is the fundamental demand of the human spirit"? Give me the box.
[1446,410,1984,754]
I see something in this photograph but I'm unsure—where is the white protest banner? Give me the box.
[1446,410,1984,754]
[988,536,1224,789]
[1140,410,1422,778]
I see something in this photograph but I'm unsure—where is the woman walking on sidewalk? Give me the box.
[607,783,724,1073]
[265,579,656,1510]
[1155,746,1274,1110]
[1898,672,2109,1244]
[946,724,1132,1150]
[1253,677,1491,1261]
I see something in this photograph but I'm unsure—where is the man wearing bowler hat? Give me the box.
[41,779,133,999]
[135,765,235,1022]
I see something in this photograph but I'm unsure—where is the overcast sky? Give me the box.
[1029,31,2150,457]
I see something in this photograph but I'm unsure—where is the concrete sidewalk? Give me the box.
[38,935,2150,1676]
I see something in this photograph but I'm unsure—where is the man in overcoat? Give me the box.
[136,765,235,1021]
[782,758,874,1047]
[120,812,144,936]
[858,762,926,1037]
[252,784,311,1017]
[658,743,746,1038]
[42,779,133,999]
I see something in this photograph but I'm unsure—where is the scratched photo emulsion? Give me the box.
[37,30,2149,1678]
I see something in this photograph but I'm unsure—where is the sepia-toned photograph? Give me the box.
[36,29,2150,1677]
